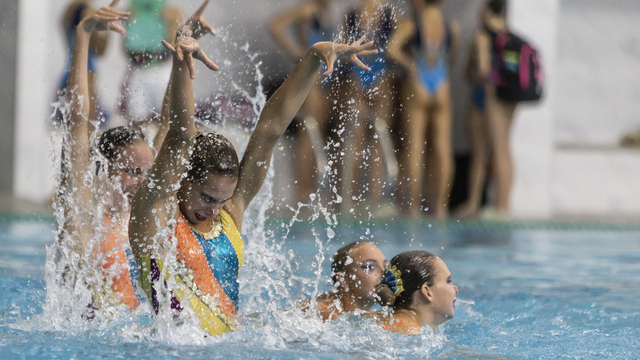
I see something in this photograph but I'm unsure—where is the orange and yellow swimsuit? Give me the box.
[136,209,244,336]
[97,214,139,311]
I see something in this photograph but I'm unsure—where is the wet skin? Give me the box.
[108,142,155,203]
[177,174,237,232]
[341,243,388,308]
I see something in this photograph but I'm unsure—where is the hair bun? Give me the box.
[380,264,404,296]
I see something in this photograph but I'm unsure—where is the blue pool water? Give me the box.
[1,219,639,359]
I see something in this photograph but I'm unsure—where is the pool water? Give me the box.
[1,219,639,359]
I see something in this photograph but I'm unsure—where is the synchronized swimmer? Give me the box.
[58,0,460,337]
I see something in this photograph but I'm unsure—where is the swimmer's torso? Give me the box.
[136,208,244,336]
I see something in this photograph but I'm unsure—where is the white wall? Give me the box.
[508,0,560,218]
[555,0,640,146]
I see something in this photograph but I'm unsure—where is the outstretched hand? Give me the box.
[81,0,129,35]
[310,36,378,76]
[186,0,217,39]
[161,29,219,79]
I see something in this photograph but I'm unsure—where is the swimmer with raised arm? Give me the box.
[301,241,393,321]
[377,251,458,334]
[60,0,214,311]
[128,9,377,335]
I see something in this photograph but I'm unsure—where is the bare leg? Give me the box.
[398,83,428,217]
[295,81,329,204]
[367,74,395,205]
[454,101,488,217]
[486,90,516,213]
[426,82,454,218]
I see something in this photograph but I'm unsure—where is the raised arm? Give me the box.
[130,29,218,257]
[61,0,129,253]
[268,2,314,60]
[153,0,217,151]
[228,38,377,228]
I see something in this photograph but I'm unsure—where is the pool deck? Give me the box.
[1,193,639,231]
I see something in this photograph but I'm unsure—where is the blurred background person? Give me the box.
[337,0,398,215]
[57,0,110,125]
[474,0,543,218]
[268,0,338,207]
[388,0,459,218]
[452,3,492,218]
[119,0,182,127]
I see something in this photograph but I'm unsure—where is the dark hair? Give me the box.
[330,241,368,285]
[98,126,147,163]
[390,251,438,310]
[187,132,240,182]
[487,0,507,16]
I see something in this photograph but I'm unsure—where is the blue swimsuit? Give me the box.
[412,19,452,96]
[346,7,394,89]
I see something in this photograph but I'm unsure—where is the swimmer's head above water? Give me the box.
[176,132,240,225]
[310,241,388,321]
[379,251,458,334]
[98,126,154,203]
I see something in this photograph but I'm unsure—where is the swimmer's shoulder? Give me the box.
[378,315,422,335]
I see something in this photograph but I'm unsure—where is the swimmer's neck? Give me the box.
[393,308,438,331]
[337,291,374,314]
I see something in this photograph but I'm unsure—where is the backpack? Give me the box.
[488,30,543,103]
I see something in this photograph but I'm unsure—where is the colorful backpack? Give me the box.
[488,29,543,103]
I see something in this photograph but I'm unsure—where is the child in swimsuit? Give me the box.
[128,0,377,336]
[301,241,393,321]
[377,251,458,334]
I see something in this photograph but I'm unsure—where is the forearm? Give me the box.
[153,78,172,151]
[234,49,321,211]
[168,58,196,140]
[67,27,92,140]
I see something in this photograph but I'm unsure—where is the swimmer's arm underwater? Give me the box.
[228,38,378,230]
[62,0,130,253]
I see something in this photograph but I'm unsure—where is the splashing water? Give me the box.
[10,10,460,359]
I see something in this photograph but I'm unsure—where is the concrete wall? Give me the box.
[0,0,19,195]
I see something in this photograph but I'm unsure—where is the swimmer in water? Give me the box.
[60,0,214,311]
[377,251,458,334]
[301,241,394,321]
[128,0,378,335]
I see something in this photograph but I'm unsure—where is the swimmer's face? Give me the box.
[427,258,458,324]
[109,142,155,204]
[178,174,237,225]
[341,244,387,308]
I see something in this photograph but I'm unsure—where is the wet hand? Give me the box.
[374,283,396,307]
[161,28,219,79]
[81,0,129,35]
[185,0,217,39]
[310,36,378,76]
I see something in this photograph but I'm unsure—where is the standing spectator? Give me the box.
[120,0,182,124]
[388,0,459,218]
